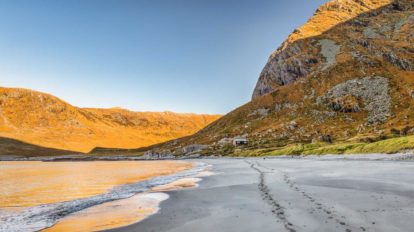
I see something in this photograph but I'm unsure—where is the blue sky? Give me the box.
[0,0,328,114]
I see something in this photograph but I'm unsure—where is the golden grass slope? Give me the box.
[0,87,220,153]
[283,0,392,47]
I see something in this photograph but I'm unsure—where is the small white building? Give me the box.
[233,136,248,146]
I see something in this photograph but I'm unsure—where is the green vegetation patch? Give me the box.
[264,143,322,156]
[302,143,365,155]
[346,136,414,154]
[242,135,414,156]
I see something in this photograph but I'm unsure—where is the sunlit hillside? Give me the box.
[284,0,392,46]
[0,87,220,153]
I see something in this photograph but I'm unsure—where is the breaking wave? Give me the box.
[0,162,206,232]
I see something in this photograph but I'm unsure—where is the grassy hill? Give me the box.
[0,87,220,153]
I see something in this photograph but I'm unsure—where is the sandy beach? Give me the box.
[109,157,414,232]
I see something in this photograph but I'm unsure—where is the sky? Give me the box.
[0,0,328,114]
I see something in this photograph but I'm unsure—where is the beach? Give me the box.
[109,157,414,232]
[0,160,199,231]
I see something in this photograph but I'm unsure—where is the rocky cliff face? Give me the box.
[148,0,414,156]
[252,0,410,99]
[0,87,220,152]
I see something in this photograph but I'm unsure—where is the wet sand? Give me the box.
[44,174,204,232]
[109,157,414,232]
[44,193,169,232]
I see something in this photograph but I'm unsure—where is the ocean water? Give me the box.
[0,161,205,232]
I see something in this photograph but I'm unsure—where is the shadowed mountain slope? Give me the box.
[0,137,77,157]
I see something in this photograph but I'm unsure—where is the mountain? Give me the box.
[145,0,414,156]
[0,87,220,153]
[0,137,76,157]
[252,0,398,99]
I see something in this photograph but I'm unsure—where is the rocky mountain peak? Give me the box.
[252,0,396,99]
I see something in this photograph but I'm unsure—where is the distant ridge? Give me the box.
[0,87,220,153]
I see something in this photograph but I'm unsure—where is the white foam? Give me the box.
[0,162,207,232]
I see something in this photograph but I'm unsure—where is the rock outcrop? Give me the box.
[319,76,391,124]
[252,0,411,99]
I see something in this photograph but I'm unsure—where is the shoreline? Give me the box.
[0,161,205,232]
[108,158,414,232]
[44,169,211,232]
[43,192,170,232]
[1,152,414,162]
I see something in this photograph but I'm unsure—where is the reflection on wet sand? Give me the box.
[43,193,169,232]
[42,166,213,231]
[0,161,193,208]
